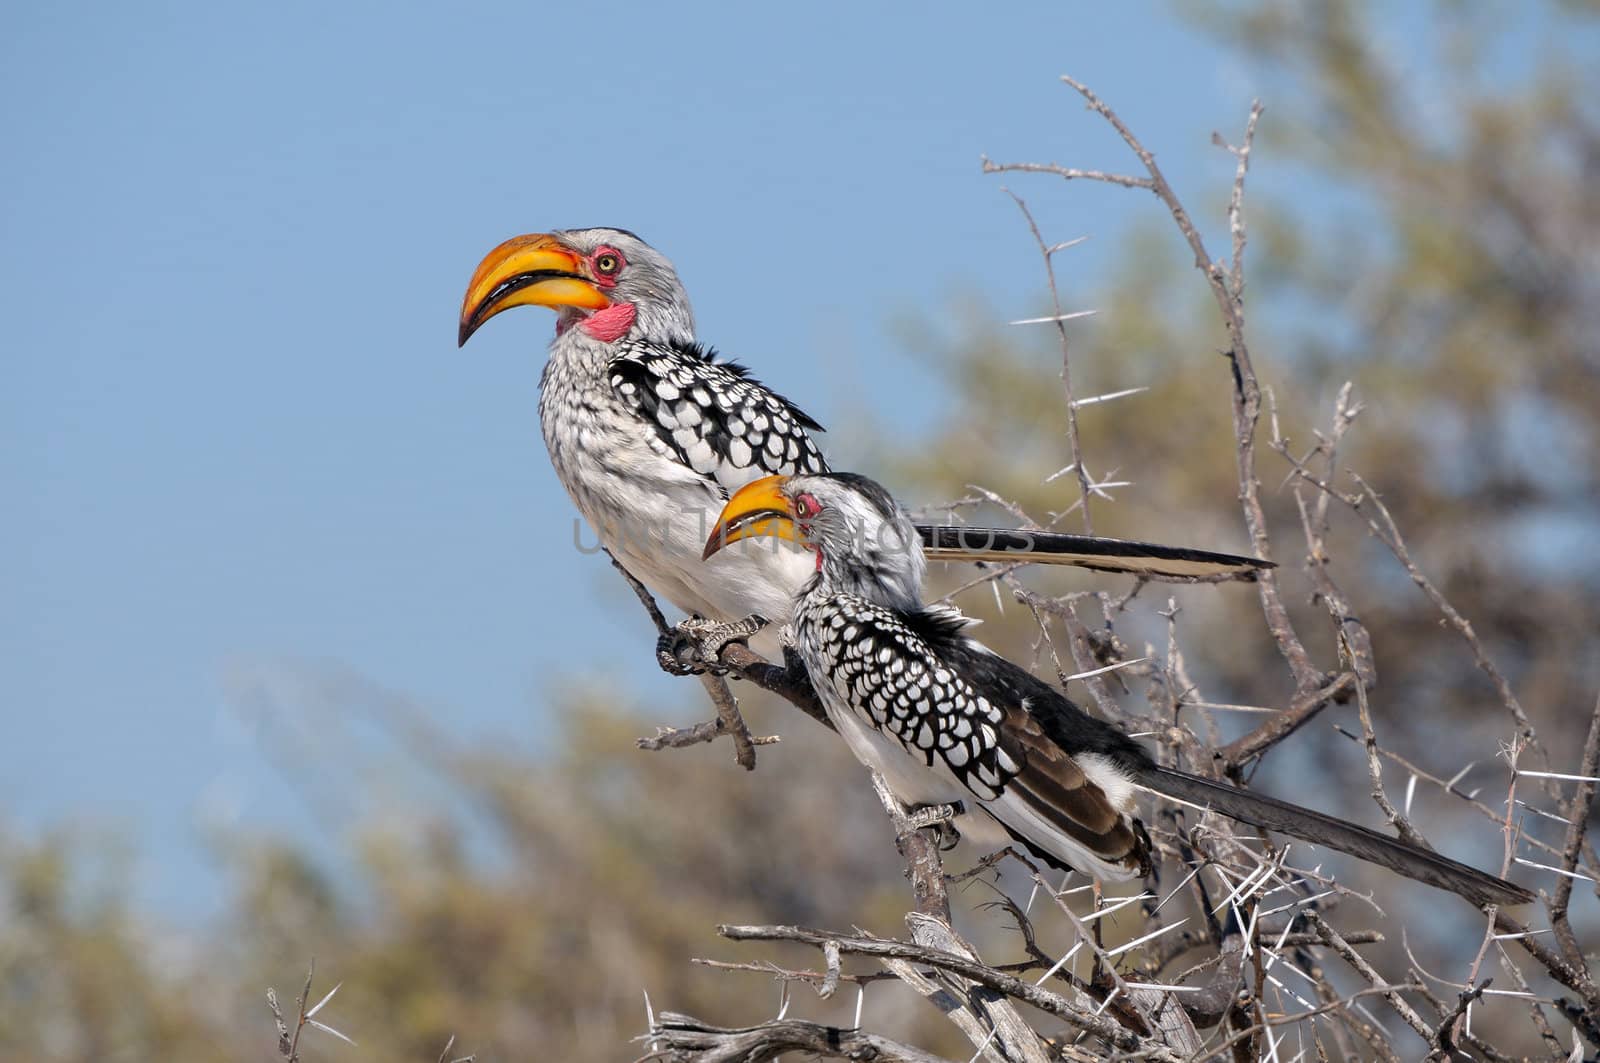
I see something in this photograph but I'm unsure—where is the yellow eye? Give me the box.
[595,252,621,275]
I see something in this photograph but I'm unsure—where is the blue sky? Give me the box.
[0,2,1443,915]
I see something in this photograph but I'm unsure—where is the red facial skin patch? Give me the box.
[579,302,636,342]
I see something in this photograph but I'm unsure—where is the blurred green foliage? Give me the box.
[3,1,1596,1058]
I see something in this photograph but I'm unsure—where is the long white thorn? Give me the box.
[1065,657,1149,682]
[1078,892,1151,924]
[1009,309,1099,326]
[306,982,342,1019]
[1106,917,1188,958]
[306,1020,356,1047]
[1518,770,1600,783]
[1036,941,1084,985]
[1211,864,1267,914]
[1257,889,1336,919]
[965,1028,999,1063]
[1071,386,1149,409]
[1152,864,1203,915]
[1514,800,1573,825]
[1514,857,1594,882]
[1087,479,1132,498]
[1024,879,1041,915]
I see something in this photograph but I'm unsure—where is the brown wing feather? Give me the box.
[999,705,1150,875]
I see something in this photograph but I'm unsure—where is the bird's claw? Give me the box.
[655,614,770,676]
[904,800,965,850]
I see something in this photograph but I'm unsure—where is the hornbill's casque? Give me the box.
[457,228,1267,667]
[703,472,1532,908]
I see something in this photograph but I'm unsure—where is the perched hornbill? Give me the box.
[458,228,1267,667]
[703,472,1532,908]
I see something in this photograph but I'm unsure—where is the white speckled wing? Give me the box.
[608,339,828,498]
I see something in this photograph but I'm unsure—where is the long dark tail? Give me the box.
[917,524,1270,581]
[1134,765,1531,907]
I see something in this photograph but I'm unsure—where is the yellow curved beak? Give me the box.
[703,475,804,560]
[458,233,611,346]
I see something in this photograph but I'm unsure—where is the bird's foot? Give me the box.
[905,800,966,851]
[655,614,771,676]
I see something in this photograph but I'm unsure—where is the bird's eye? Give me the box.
[794,493,821,519]
[593,249,623,276]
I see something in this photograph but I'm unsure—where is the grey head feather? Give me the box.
[553,227,696,342]
[789,473,926,612]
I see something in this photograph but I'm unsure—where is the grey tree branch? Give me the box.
[639,1013,953,1063]
[1213,671,1356,777]
[607,552,762,770]
[1002,190,1098,535]
[1350,663,1430,849]
[1550,693,1600,968]
[1269,384,1378,689]
[980,157,1154,190]
[715,924,1177,1057]
[636,718,781,753]
[1009,80,1320,696]
[866,773,1051,1063]
[1306,913,1435,1047]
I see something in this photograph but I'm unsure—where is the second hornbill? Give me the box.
[703,472,1531,908]
[458,227,1268,668]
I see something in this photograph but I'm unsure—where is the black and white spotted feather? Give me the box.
[778,471,1533,905]
[609,339,827,496]
[796,597,1005,793]
[793,589,1152,879]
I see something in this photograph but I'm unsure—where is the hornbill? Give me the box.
[457,227,1268,668]
[703,472,1532,908]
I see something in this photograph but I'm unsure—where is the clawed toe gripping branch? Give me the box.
[903,798,966,852]
[655,613,771,677]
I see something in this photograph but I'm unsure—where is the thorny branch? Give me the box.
[1213,670,1356,779]
[640,1013,949,1063]
[991,83,1320,696]
[1269,384,1378,689]
[631,74,1595,1061]
[1551,696,1600,966]
[1002,190,1098,535]
[268,961,357,1062]
[608,551,763,769]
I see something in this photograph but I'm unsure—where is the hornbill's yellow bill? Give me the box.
[703,475,806,559]
[458,233,611,347]
[705,476,1272,580]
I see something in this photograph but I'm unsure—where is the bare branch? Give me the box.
[639,1012,951,1063]
[1214,672,1357,777]
[1002,190,1097,534]
[1550,692,1600,968]
[980,156,1154,190]
[1351,664,1429,849]
[636,719,781,753]
[715,924,1175,1055]
[1306,913,1435,1046]
[1268,384,1378,689]
[607,551,763,769]
[1003,76,1321,694]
